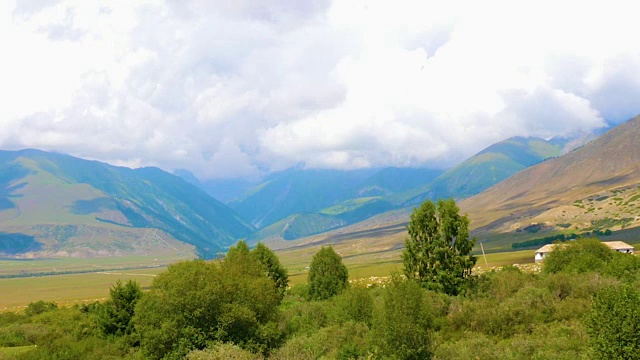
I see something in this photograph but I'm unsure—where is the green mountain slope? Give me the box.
[229,167,444,230]
[235,137,571,242]
[0,149,254,258]
[228,168,377,229]
[401,137,568,204]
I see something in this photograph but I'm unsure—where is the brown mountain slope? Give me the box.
[461,115,640,233]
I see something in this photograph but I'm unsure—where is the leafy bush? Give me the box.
[134,247,282,359]
[329,286,374,327]
[370,277,433,359]
[543,238,613,274]
[270,322,369,360]
[187,343,261,360]
[24,301,57,317]
[586,285,640,359]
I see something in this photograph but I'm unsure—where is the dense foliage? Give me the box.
[402,198,476,295]
[307,246,349,300]
[134,242,282,359]
[3,237,640,359]
[251,242,289,299]
[586,285,640,359]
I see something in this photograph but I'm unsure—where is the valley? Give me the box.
[2,115,640,312]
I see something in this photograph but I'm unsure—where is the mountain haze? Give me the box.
[233,137,572,242]
[0,150,253,258]
[229,167,444,230]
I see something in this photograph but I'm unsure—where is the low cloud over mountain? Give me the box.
[2,0,639,179]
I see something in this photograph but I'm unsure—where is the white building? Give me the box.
[534,241,634,262]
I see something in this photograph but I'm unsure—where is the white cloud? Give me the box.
[1,0,640,179]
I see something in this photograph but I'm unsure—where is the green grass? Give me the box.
[319,197,381,215]
[0,345,36,356]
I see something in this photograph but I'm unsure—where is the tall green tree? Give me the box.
[402,198,476,295]
[251,242,288,299]
[97,279,143,337]
[308,246,349,300]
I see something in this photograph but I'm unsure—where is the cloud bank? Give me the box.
[2,0,639,179]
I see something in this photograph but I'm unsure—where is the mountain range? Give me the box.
[0,150,252,258]
[218,136,572,241]
[4,115,635,259]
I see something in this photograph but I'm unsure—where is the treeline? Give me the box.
[511,229,613,249]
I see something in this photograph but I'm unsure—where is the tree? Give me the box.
[370,276,433,359]
[251,242,289,299]
[97,279,143,337]
[543,238,613,274]
[134,253,282,359]
[586,285,640,359]
[308,246,349,300]
[402,198,476,295]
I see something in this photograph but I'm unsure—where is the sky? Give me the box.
[2,0,640,179]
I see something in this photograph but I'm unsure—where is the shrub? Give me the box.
[370,277,433,359]
[543,238,612,274]
[329,286,374,327]
[134,253,281,359]
[586,285,640,359]
[24,301,57,317]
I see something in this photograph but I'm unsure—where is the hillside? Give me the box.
[400,136,570,204]
[237,137,574,242]
[173,169,258,204]
[229,167,443,230]
[461,115,640,236]
[0,149,254,258]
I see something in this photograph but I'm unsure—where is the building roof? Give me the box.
[535,244,558,253]
[603,241,634,250]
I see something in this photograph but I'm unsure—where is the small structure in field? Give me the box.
[534,240,634,262]
[605,241,634,254]
[534,244,558,262]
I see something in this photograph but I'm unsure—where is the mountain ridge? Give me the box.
[461,115,640,234]
[0,149,254,258]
